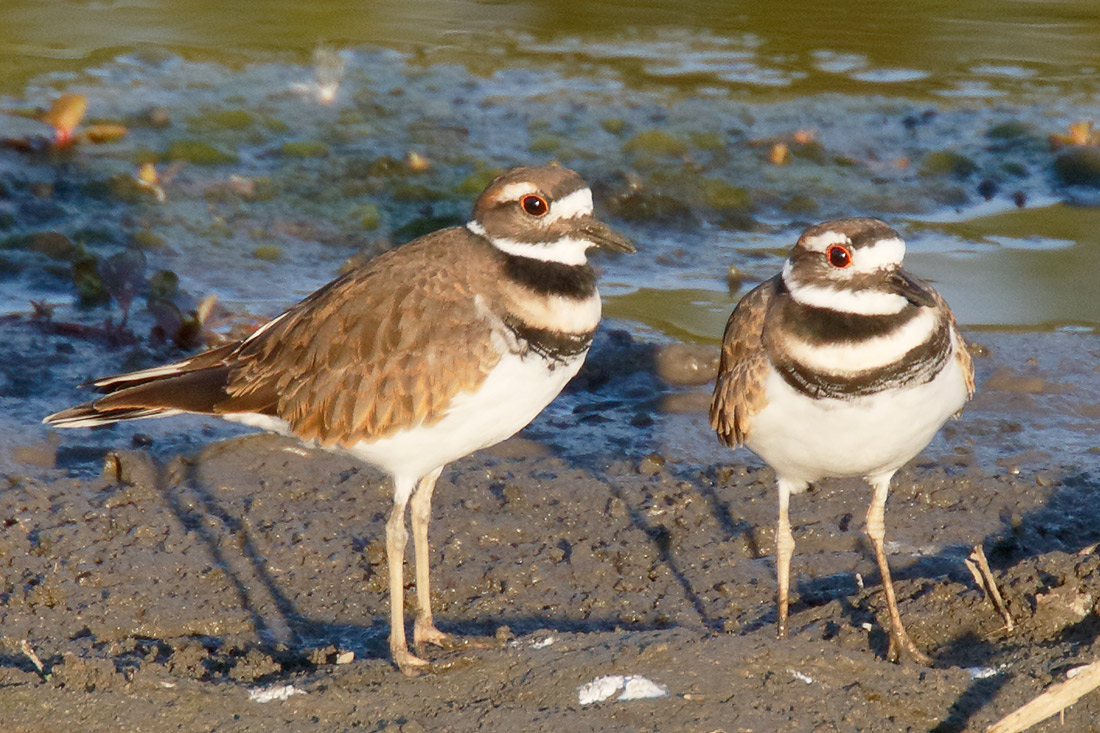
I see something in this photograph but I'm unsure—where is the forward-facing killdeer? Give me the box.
[710,217,973,664]
[44,165,634,675]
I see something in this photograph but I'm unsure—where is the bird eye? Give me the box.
[520,194,548,217]
[827,245,852,268]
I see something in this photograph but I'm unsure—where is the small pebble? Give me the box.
[146,106,171,127]
[726,264,743,293]
[638,453,665,476]
[655,343,720,386]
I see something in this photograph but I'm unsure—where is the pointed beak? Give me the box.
[582,219,635,254]
[888,270,937,308]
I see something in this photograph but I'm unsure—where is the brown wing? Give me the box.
[924,287,975,400]
[224,229,503,447]
[955,329,975,398]
[43,229,503,436]
[709,277,778,447]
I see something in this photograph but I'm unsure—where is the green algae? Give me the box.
[623,130,688,157]
[252,245,284,262]
[698,178,752,211]
[455,167,504,195]
[600,118,627,136]
[357,203,382,230]
[919,150,978,179]
[528,136,561,154]
[166,140,239,165]
[132,230,168,250]
[187,109,257,133]
[279,140,331,158]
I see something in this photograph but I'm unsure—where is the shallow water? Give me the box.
[2,1,1100,340]
[4,1,1100,100]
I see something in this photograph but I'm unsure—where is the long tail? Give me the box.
[44,344,240,428]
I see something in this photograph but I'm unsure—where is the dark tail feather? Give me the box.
[44,365,234,428]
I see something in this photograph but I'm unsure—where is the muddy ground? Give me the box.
[3,321,1100,732]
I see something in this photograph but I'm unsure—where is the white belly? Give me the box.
[746,356,969,488]
[346,350,584,481]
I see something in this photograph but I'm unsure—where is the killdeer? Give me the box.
[709,217,973,664]
[44,165,634,675]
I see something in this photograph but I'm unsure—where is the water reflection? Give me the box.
[2,0,1100,99]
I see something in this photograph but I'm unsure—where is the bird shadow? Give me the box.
[928,632,1014,733]
[117,431,692,671]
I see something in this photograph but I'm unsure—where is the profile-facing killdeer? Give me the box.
[44,165,634,675]
[710,217,973,664]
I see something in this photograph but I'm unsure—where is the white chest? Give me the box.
[745,353,969,488]
[345,349,585,482]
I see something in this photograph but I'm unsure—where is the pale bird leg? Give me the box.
[387,475,430,675]
[775,478,798,638]
[866,474,931,665]
[410,467,450,649]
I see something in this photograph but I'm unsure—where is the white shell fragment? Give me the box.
[789,669,815,685]
[619,675,671,701]
[249,684,306,703]
[578,674,670,705]
[967,666,1000,680]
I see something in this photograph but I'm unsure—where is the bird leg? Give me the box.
[387,476,430,675]
[775,479,797,638]
[866,475,931,665]
[410,467,451,650]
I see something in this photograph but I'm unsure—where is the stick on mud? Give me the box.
[986,660,1100,733]
[20,640,49,681]
[965,544,1014,632]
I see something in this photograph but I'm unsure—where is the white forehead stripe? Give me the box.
[800,231,850,253]
[850,237,906,274]
[466,221,591,265]
[495,182,539,201]
[545,187,593,224]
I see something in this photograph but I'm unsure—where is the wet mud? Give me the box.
[3,322,1100,731]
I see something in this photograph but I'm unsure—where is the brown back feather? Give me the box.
[223,229,504,446]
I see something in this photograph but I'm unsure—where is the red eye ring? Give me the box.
[826,244,852,268]
[521,194,549,217]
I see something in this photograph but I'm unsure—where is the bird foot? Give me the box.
[413,620,453,650]
[776,617,789,639]
[886,632,932,666]
[414,620,491,653]
[392,647,433,677]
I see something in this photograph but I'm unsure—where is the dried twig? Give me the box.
[20,639,49,681]
[965,544,1014,631]
[987,660,1100,733]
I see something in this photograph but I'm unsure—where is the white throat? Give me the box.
[781,260,909,316]
[467,220,591,265]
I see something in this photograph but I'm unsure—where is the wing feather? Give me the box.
[225,229,503,446]
[46,229,505,444]
[709,277,778,447]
